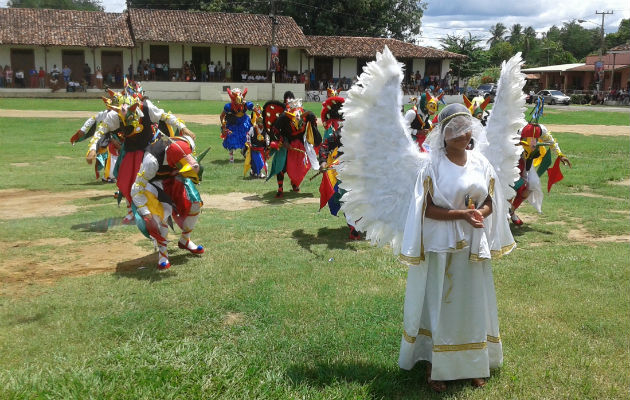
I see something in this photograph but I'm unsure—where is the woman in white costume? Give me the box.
[337,47,526,391]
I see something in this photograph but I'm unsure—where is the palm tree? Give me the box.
[522,26,537,56]
[508,24,523,47]
[487,23,507,47]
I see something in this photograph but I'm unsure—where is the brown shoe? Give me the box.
[471,378,486,388]
[426,364,447,392]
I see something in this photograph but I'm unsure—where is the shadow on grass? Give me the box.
[292,226,357,254]
[211,158,245,165]
[113,252,192,281]
[286,361,475,398]
[242,190,315,205]
[510,223,554,238]
[63,181,117,187]
[71,217,130,233]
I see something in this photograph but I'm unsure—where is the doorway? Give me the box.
[192,47,211,81]
[232,48,250,82]
[314,56,333,90]
[101,51,123,87]
[10,48,35,85]
[61,49,85,82]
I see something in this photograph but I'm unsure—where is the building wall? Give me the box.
[287,48,301,72]
[338,58,357,80]
[441,59,451,78]
[412,59,425,77]
[250,47,267,70]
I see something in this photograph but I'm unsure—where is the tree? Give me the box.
[559,20,599,61]
[487,23,507,47]
[521,26,538,58]
[507,24,523,48]
[8,0,103,11]
[488,41,514,66]
[129,0,427,42]
[605,19,630,49]
[440,32,489,80]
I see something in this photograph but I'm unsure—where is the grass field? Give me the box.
[0,100,628,399]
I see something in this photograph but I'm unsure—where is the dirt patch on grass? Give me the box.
[10,162,30,167]
[567,225,629,245]
[202,192,319,211]
[0,233,154,297]
[223,312,245,326]
[0,189,114,220]
[608,178,630,186]
[546,124,628,136]
[567,192,624,201]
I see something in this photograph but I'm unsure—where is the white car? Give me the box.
[537,90,571,105]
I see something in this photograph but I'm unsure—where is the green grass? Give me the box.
[0,103,628,399]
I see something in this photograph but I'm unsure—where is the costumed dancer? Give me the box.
[317,88,359,239]
[71,109,120,182]
[220,88,254,163]
[338,48,526,391]
[86,94,195,224]
[403,91,441,150]
[243,105,269,178]
[463,94,491,126]
[130,135,205,270]
[264,93,322,197]
[509,96,571,225]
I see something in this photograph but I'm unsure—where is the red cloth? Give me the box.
[116,150,144,203]
[163,177,193,229]
[546,157,564,192]
[319,171,335,210]
[286,140,310,187]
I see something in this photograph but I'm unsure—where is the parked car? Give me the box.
[465,83,496,102]
[533,89,571,105]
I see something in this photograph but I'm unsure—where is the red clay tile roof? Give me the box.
[610,43,630,52]
[128,9,309,48]
[306,36,465,59]
[0,8,134,47]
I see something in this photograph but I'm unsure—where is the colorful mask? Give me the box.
[227,88,248,113]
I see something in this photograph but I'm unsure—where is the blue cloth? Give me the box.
[251,150,265,175]
[222,102,253,150]
[327,182,342,216]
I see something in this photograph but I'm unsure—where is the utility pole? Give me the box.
[270,0,278,100]
[596,10,613,90]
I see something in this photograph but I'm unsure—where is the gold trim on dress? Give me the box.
[491,242,516,258]
[399,254,424,265]
[455,240,468,249]
[487,335,501,343]
[488,177,495,197]
[433,341,488,352]
[403,330,416,343]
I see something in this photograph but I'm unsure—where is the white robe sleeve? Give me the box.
[87,111,120,153]
[145,99,187,131]
[131,152,160,216]
[403,109,417,135]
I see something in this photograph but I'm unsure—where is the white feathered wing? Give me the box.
[479,52,527,199]
[337,46,427,254]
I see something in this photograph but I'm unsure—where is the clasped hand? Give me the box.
[462,208,484,228]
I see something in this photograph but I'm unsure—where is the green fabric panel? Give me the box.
[265,147,287,181]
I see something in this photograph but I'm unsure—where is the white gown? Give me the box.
[398,150,515,381]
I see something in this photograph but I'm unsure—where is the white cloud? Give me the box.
[419,0,629,49]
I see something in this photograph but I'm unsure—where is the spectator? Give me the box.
[50,64,60,88]
[62,64,71,83]
[143,61,149,80]
[189,61,197,80]
[216,61,223,81]
[162,63,168,80]
[29,67,38,88]
[183,61,191,81]
[137,60,143,78]
[128,63,133,80]
[114,65,122,84]
[83,63,91,88]
[225,62,232,82]
[95,66,103,89]
[5,65,14,88]
[208,61,215,81]
[0,66,4,88]
[155,62,163,81]
[15,69,25,88]
[149,60,156,80]
[200,61,207,82]
[241,70,248,82]
[38,67,46,88]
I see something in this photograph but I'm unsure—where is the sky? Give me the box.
[1,0,628,50]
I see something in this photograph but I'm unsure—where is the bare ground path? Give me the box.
[0,109,627,136]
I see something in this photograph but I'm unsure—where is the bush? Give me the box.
[570,94,591,105]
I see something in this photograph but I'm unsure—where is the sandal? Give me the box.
[471,378,486,388]
[426,364,447,392]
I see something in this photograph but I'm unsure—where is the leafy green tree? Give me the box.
[508,24,523,48]
[559,20,599,61]
[488,41,514,66]
[440,32,489,80]
[487,23,507,47]
[605,19,630,49]
[130,0,427,41]
[8,0,103,11]
[521,26,538,59]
